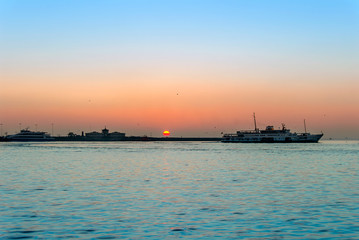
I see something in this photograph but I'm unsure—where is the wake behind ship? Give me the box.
[222,114,323,143]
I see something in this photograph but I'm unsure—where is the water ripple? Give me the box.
[1,141,358,239]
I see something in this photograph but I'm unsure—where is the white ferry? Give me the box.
[222,114,323,143]
[4,129,54,141]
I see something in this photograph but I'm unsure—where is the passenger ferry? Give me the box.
[4,129,54,141]
[222,114,323,143]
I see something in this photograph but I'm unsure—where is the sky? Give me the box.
[0,0,358,138]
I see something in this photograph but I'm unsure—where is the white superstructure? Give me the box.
[5,129,54,141]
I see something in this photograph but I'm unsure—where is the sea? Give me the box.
[0,141,358,239]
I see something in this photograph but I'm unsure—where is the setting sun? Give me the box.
[163,130,170,136]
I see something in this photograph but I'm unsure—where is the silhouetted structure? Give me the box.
[85,128,125,140]
[3,129,54,141]
[222,113,323,143]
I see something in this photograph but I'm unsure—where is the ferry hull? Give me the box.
[221,134,323,143]
[2,138,55,142]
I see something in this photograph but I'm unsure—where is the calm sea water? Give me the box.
[1,141,358,239]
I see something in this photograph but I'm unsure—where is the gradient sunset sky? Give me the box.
[1,0,358,138]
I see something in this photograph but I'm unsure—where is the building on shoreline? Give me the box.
[85,127,125,140]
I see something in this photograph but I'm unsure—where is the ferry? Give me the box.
[3,129,54,141]
[221,114,323,143]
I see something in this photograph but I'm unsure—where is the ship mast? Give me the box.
[304,119,307,134]
[253,113,258,132]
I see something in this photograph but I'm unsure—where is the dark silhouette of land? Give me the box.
[0,127,221,142]
[55,127,221,141]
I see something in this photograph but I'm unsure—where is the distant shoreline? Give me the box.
[53,136,222,142]
[0,136,222,142]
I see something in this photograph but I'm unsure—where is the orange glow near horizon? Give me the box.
[163,130,170,136]
[1,40,358,139]
[0,75,358,139]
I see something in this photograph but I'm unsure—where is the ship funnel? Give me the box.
[253,113,259,132]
